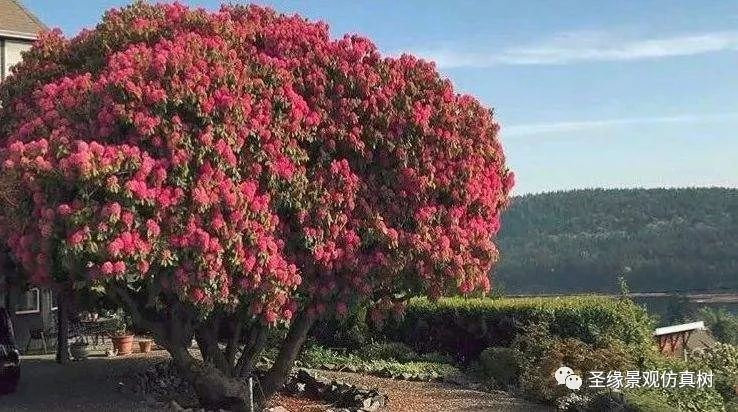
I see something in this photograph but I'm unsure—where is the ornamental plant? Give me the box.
[0,3,512,409]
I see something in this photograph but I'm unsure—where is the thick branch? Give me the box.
[195,314,230,375]
[167,299,195,348]
[235,323,267,378]
[225,315,244,367]
[259,309,315,400]
[108,284,164,337]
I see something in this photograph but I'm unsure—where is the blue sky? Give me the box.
[22,0,738,194]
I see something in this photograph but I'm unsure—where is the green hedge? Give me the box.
[380,295,654,361]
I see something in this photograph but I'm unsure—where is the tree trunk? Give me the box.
[259,310,315,401]
[169,345,254,411]
[55,289,69,364]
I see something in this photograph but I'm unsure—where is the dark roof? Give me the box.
[0,0,46,40]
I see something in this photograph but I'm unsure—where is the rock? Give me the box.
[290,368,388,411]
[266,407,290,412]
[168,400,186,411]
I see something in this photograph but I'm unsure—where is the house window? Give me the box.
[16,288,40,314]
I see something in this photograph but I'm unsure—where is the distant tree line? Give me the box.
[494,188,738,294]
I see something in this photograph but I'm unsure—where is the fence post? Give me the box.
[248,376,254,412]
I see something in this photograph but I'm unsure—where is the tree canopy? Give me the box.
[0,3,512,407]
[495,188,738,294]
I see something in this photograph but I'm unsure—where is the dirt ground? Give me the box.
[1,351,551,412]
[319,370,552,412]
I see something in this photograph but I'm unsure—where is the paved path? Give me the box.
[0,353,165,412]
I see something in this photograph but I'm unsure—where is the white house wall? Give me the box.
[1,38,32,79]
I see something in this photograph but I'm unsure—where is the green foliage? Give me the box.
[620,390,679,412]
[689,343,738,403]
[292,344,460,382]
[701,308,738,345]
[359,342,417,362]
[417,351,455,364]
[511,329,729,411]
[643,355,728,412]
[479,347,519,387]
[511,322,638,403]
[310,305,371,349]
[496,188,738,293]
[382,295,654,361]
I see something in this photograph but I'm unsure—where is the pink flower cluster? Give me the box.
[0,3,512,323]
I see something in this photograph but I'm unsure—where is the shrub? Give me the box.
[511,322,638,403]
[311,305,371,350]
[701,308,738,345]
[584,390,678,412]
[689,343,738,403]
[359,342,417,362]
[623,391,679,412]
[417,351,455,364]
[643,355,727,412]
[479,347,519,387]
[0,1,513,408]
[292,344,459,381]
[382,295,654,361]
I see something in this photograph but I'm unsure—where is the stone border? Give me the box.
[281,369,387,412]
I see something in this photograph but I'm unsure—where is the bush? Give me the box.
[511,322,638,403]
[623,391,678,412]
[359,342,417,362]
[311,306,371,349]
[700,308,738,345]
[643,355,727,412]
[584,390,678,412]
[417,351,455,364]
[689,343,738,403]
[381,295,654,361]
[479,347,519,387]
[292,344,460,381]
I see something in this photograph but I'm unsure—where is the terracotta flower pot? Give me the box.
[70,342,90,360]
[138,339,153,353]
[111,334,134,356]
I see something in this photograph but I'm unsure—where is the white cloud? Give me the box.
[411,30,738,68]
[504,113,738,137]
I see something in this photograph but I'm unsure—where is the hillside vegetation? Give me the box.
[495,188,738,294]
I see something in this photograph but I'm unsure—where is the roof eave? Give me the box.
[0,29,37,41]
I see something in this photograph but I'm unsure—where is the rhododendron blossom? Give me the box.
[0,3,512,406]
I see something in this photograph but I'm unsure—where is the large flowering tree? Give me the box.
[0,3,513,409]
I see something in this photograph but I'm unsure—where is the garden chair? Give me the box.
[24,312,57,355]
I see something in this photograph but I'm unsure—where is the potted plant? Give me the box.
[110,317,134,356]
[69,337,90,360]
[138,334,154,353]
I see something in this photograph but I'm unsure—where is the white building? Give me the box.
[1,0,46,79]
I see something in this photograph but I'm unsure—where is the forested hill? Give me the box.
[494,188,738,294]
